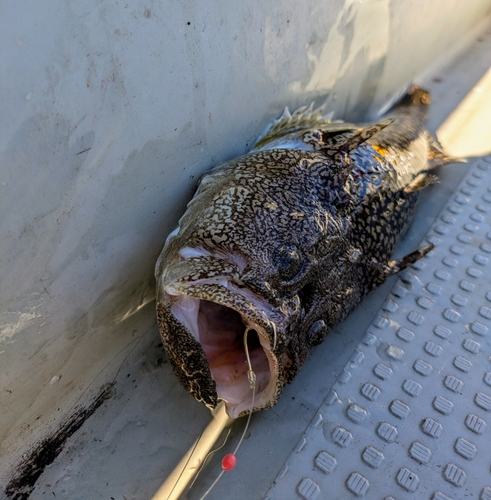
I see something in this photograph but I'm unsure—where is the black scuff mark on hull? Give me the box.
[4,383,114,500]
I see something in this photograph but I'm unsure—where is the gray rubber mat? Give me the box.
[265,156,491,499]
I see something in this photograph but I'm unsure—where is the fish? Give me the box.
[155,85,457,418]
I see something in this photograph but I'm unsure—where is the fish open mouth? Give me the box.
[164,279,281,418]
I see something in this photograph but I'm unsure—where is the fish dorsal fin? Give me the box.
[302,118,394,161]
[315,119,394,184]
[324,118,394,159]
[254,103,334,150]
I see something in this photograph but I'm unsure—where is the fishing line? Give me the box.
[199,327,257,500]
[188,428,232,490]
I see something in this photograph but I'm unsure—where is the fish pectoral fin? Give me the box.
[404,173,439,195]
[426,132,466,168]
[384,243,435,277]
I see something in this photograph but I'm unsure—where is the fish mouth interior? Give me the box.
[170,292,277,417]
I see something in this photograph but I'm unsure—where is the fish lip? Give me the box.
[162,276,286,418]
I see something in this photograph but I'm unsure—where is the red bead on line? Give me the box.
[221,454,236,471]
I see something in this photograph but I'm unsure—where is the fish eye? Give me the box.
[273,244,303,282]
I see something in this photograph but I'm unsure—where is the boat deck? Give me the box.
[29,20,491,500]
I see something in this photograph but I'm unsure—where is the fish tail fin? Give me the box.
[397,84,431,107]
[378,83,431,117]
[426,132,466,168]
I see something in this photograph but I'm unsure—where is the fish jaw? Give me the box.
[156,257,289,418]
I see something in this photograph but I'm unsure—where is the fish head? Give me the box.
[156,243,305,418]
[154,152,340,417]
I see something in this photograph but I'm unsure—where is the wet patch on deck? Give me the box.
[4,383,114,500]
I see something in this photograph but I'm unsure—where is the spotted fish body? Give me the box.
[156,86,455,418]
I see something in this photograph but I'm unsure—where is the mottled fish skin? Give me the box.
[155,85,456,418]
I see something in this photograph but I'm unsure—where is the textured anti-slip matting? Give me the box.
[265,156,491,499]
